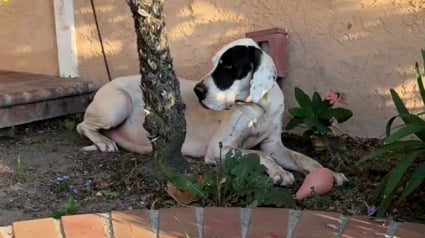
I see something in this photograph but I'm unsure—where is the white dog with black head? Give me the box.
[76,38,348,186]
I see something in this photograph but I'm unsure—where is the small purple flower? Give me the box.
[367,204,378,217]
[56,176,71,184]
[84,180,92,190]
[56,177,64,184]
[69,185,79,195]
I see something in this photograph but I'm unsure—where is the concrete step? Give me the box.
[0,70,99,129]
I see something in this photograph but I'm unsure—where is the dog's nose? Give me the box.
[194,83,207,100]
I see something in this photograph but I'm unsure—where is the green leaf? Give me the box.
[382,150,423,204]
[399,113,425,140]
[385,115,399,137]
[162,164,207,199]
[224,150,240,174]
[312,92,333,116]
[385,123,425,144]
[376,150,424,217]
[173,175,207,199]
[65,197,78,215]
[161,162,179,179]
[247,199,259,208]
[260,189,296,208]
[52,211,66,219]
[372,173,390,201]
[288,108,309,118]
[285,117,304,130]
[390,89,425,141]
[398,162,425,202]
[304,118,315,128]
[203,171,218,187]
[391,89,409,115]
[321,108,353,123]
[415,61,425,106]
[317,101,333,115]
[312,92,322,113]
[294,87,313,116]
[315,119,328,135]
[356,140,425,166]
[231,153,262,177]
[400,114,425,141]
[377,188,397,217]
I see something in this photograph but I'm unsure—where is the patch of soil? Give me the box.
[0,115,424,225]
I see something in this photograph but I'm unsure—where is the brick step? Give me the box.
[1,207,424,238]
[0,70,99,129]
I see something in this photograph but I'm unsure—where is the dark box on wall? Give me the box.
[246,27,289,88]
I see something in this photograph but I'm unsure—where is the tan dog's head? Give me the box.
[194,38,277,111]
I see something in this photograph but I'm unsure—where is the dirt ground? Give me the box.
[0,114,424,226]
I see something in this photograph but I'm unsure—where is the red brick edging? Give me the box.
[1,207,424,238]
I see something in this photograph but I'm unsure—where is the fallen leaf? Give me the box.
[165,182,199,205]
[197,175,205,186]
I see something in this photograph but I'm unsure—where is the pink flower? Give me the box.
[325,91,339,105]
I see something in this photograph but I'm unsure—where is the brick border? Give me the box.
[1,207,424,238]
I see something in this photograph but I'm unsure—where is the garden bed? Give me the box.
[0,114,424,226]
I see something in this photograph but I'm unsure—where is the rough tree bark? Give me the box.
[127,0,188,170]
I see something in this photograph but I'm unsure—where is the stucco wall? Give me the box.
[0,1,58,75]
[1,0,424,138]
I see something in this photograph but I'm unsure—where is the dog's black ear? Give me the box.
[248,46,263,73]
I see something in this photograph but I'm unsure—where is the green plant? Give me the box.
[285,87,353,139]
[53,197,78,219]
[163,149,295,208]
[62,119,76,131]
[357,48,425,217]
[16,157,26,183]
[301,192,333,210]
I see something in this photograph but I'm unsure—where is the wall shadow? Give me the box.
[0,0,424,137]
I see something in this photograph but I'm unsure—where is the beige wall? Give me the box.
[0,0,58,75]
[0,0,424,138]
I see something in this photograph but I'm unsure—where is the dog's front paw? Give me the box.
[268,167,295,186]
[82,138,119,153]
[96,139,119,152]
[333,172,348,186]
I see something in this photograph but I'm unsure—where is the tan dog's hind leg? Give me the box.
[260,134,348,186]
[77,89,132,153]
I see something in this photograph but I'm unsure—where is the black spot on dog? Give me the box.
[212,45,262,90]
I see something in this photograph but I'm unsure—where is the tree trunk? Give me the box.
[127,0,188,171]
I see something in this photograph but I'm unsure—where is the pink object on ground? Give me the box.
[295,168,335,201]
